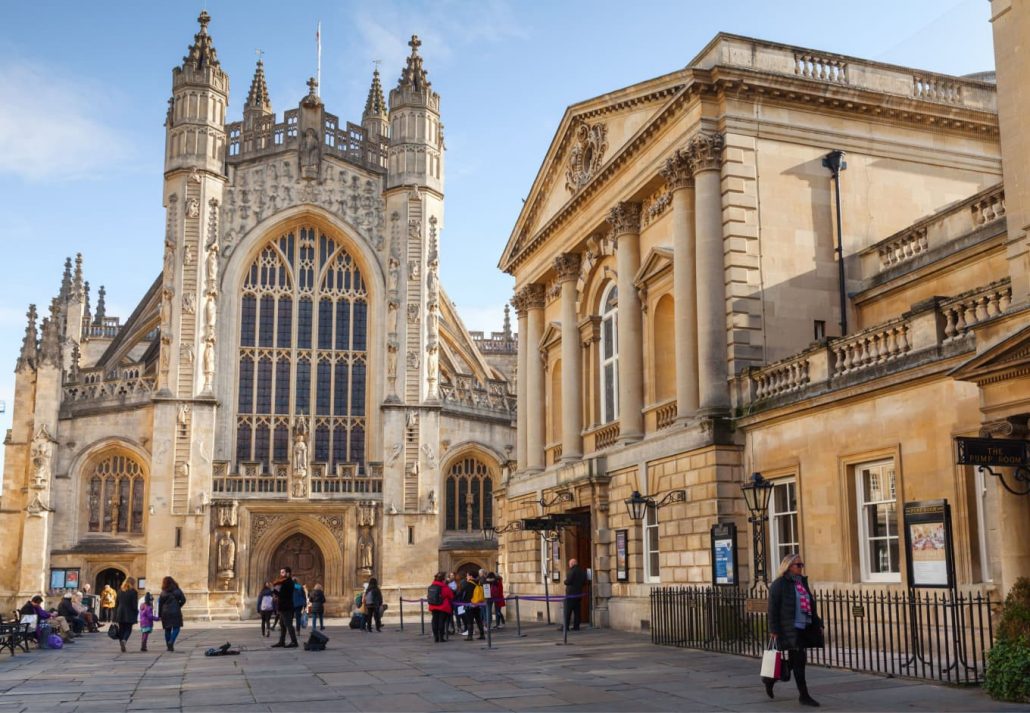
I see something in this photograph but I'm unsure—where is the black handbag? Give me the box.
[802,622,825,649]
[107,622,120,639]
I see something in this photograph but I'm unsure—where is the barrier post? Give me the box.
[486,601,493,649]
[515,595,523,638]
[399,597,404,631]
[419,599,426,635]
[562,596,569,645]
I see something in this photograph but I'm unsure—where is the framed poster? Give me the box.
[65,570,79,589]
[50,569,66,590]
[710,523,739,587]
[551,540,561,581]
[903,499,954,589]
[137,577,147,591]
[615,529,628,582]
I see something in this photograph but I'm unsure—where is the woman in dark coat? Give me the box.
[113,577,139,653]
[308,584,327,631]
[157,576,187,652]
[765,554,823,706]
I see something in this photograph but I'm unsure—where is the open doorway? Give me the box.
[94,567,125,593]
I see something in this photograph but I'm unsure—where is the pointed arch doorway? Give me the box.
[269,533,325,590]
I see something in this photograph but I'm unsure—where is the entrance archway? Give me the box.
[455,561,483,580]
[94,567,125,593]
[270,533,325,591]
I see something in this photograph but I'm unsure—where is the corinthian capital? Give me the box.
[554,252,582,283]
[686,131,725,173]
[660,149,693,191]
[516,283,546,311]
[606,201,642,237]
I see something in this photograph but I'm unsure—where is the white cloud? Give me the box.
[0,61,135,181]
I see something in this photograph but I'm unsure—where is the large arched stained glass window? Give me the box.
[87,453,146,534]
[444,457,493,532]
[236,226,368,474]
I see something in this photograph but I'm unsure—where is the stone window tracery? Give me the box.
[445,457,493,532]
[86,453,146,535]
[236,226,368,474]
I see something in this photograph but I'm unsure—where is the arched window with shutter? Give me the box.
[444,456,494,533]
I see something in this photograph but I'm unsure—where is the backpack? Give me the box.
[471,584,485,604]
[259,594,274,612]
[292,582,306,609]
[427,584,443,606]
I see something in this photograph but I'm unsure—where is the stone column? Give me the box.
[607,202,644,443]
[513,292,529,473]
[688,132,729,417]
[524,284,547,471]
[555,252,583,462]
[660,151,699,422]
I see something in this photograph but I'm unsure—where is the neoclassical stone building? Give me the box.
[0,14,514,617]
[497,21,1029,631]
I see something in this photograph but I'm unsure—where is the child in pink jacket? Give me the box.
[139,592,155,652]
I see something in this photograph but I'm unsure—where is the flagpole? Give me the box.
[316,21,322,96]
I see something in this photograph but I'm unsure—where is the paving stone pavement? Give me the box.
[0,620,1027,712]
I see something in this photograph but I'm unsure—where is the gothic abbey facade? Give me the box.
[0,14,514,617]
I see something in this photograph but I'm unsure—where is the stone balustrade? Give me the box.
[737,278,1012,411]
[691,35,996,112]
[591,422,621,450]
[545,442,563,466]
[439,375,515,415]
[941,279,1012,343]
[225,108,387,172]
[62,363,155,409]
[212,460,383,497]
[860,183,1006,279]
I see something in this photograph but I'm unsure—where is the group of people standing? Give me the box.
[262,567,328,648]
[109,576,187,653]
[426,569,505,643]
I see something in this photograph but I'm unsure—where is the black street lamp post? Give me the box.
[623,490,687,521]
[741,472,774,587]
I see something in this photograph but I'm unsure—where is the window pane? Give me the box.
[458,478,468,530]
[297,299,312,349]
[350,425,365,469]
[335,300,350,350]
[604,364,615,422]
[240,296,256,346]
[254,424,269,470]
[334,362,348,416]
[295,360,310,414]
[273,424,289,462]
[332,424,347,471]
[258,295,274,347]
[318,299,333,349]
[274,360,290,414]
[237,358,254,413]
[602,319,613,359]
[351,363,366,416]
[236,422,251,464]
[256,359,272,413]
[277,297,292,348]
[316,362,331,415]
[445,477,456,530]
[353,301,367,351]
[314,424,330,463]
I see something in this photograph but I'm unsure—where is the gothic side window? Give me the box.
[87,453,145,534]
[600,283,619,423]
[235,226,368,474]
[445,457,493,532]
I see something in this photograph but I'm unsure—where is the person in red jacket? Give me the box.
[427,571,455,643]
[488,572,506,629]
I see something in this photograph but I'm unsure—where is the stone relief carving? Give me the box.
[407,303,420,323]
[182,292,196,314]
[214,499,238,527]
[565,121,608,193]
[185,197,200,219]
[251,513,284,545]
[408,260,420,282]
[357,501,377,528]
[26,492,48,517]
[316,515,346,549]
[180,343,194,365]
[220,162,385,256]
[406,349,420,370]
[419,442,437,468]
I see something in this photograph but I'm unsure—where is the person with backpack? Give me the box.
[158,576,187,652]
[258,582,276,637]
[363,578,384,632]
[459,572,485,640]
[308,583,326,631]
[427,572,454,643]
[271,567,298,648]
[293,580,308,632]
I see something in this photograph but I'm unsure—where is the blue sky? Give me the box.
[0,0,995,457]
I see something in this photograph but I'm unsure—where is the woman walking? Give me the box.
[765,554,824,707]
[139,593,155,652]
[309,584,326,631]
[258,582,276,637]
[113,578,139,653]
[428,571,454,643]
[158,576,187,652]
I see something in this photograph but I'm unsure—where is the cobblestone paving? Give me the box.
[0,620,1027,712]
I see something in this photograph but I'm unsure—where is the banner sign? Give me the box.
[955,436,1028,467]
[710,522,739,587]
[615,529,628,582]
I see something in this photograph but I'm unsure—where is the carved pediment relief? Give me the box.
[565,121,608,194]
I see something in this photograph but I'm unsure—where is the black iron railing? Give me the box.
[651,586,994,685]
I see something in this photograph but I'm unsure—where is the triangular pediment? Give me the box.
[539,321,562,351]
[499,71,690,274]
[951,324,1030,385]
[634,247,674,288]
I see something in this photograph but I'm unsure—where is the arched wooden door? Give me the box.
[269,533,325,591]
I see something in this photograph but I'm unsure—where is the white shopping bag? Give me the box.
[760,646,779,678]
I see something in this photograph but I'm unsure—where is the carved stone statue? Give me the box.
[205,239,219,293]
[204,294,217,340]
[358,533,374,570]
[292,476,308,498]
[293,430,308,474]
[301,128,320,178]
[388,257,400,293]
[216,532,236,577]
[30,425,53,488]
[202,339,215,392]
[182,292,197,315]
[110,494,121,534]
[426,341,439,399]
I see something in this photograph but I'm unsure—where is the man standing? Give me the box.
[564,558,587,631]
[271,567,298,649]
